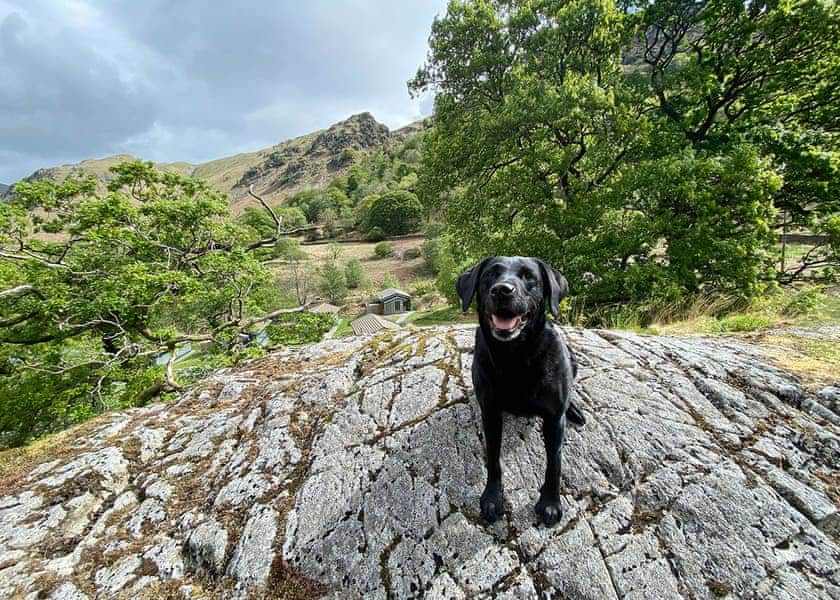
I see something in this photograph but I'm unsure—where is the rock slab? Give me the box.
[0,326,838,599]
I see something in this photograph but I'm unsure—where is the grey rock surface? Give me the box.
[0,326,837,599]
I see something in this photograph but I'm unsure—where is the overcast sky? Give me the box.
[0,0,447,183]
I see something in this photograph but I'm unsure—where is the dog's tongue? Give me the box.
[492,314,522,331]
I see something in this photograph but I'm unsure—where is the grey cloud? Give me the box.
[0,0,445,183]
[0,11,159,156]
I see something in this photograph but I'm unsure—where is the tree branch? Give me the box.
[0,285,46,301]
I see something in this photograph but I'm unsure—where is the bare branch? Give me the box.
[248,184,283,237]
[164,347,185,393]
[242,185,320,252]
[0,285,45,301]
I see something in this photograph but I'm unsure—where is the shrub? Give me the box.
[344,259,365,289]
[265,312,334,345]
[382,274,400,289]
[402,247,422,260]
[412,280,437,297]
[781,286,825,317]
[421,238,442,273]
[365,227,385,242]
[374,242,393,259]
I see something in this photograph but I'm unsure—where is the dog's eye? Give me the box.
[522,272,539,288]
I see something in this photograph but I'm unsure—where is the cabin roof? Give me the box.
[350,313,401,336]
[376,288,410,301]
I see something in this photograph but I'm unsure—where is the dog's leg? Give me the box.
[535,413,566,525]
[480,408,505,522]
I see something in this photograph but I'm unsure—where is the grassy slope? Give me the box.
[23,155,195,188]
[299,237,427,288]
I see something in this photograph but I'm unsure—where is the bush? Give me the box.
[382,274,401,290]
[344,259,365,289]
[366,190,424,235]
[402,247,422,260]
[374,242,393,259]
[318,261,347,304]
[365,227,385,242]
[781,286,825,317]
[421,238,442,273]
[265,312,334,345]
[412,280,438,297]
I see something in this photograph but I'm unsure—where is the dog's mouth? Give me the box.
[490,310,528,340]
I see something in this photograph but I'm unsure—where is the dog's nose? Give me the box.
[491,282,515,298]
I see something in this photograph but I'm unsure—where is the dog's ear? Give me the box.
[456,257,492,312]
[535,259,569,318]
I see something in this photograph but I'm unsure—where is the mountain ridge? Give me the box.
[7,113,428,208]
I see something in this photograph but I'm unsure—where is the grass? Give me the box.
[654,313,774,335]
[0,415,112,493]
[409,305,476,327]
[790,290,840,325]
[400,283,839,339]
[751,335,840,387]
[779,242,813,262]
[299,237,426,288]
[332,317,354,338]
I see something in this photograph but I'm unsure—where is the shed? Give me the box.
[350,314,401,336]
[375,288,412,315]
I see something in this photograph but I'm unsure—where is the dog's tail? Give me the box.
[566,400,586,427]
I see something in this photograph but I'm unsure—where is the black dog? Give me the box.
[457,256,584,525]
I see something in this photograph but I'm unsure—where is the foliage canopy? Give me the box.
[0,161,310,447]
[410,0,840,303]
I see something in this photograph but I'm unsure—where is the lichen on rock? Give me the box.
[0,326,838,599]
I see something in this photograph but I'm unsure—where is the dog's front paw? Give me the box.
[535,496,563,526]
[480,486,506,522]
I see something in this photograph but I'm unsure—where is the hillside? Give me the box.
[7,113,428,209]
[1,326,838,598]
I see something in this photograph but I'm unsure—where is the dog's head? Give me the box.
[456,256,569,342]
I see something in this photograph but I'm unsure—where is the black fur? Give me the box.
[457,256,584,525]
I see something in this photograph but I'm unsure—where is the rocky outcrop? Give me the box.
[1,326,838,599]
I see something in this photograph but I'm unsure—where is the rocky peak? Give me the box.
[308,112,391,156]
[1,326,838,598]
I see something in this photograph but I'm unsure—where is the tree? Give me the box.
[366,190,425,236]
[635,0,838,149]
[285,254,312,306]
[0,161,308,447]
[344,259,365,289]
[410,0,838,302]
[239,205,307,238]
[410,0,652,302]
[355,194,380,231]
[285,188,348,224]
[635,0,840,268]
[318,261,347,304]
